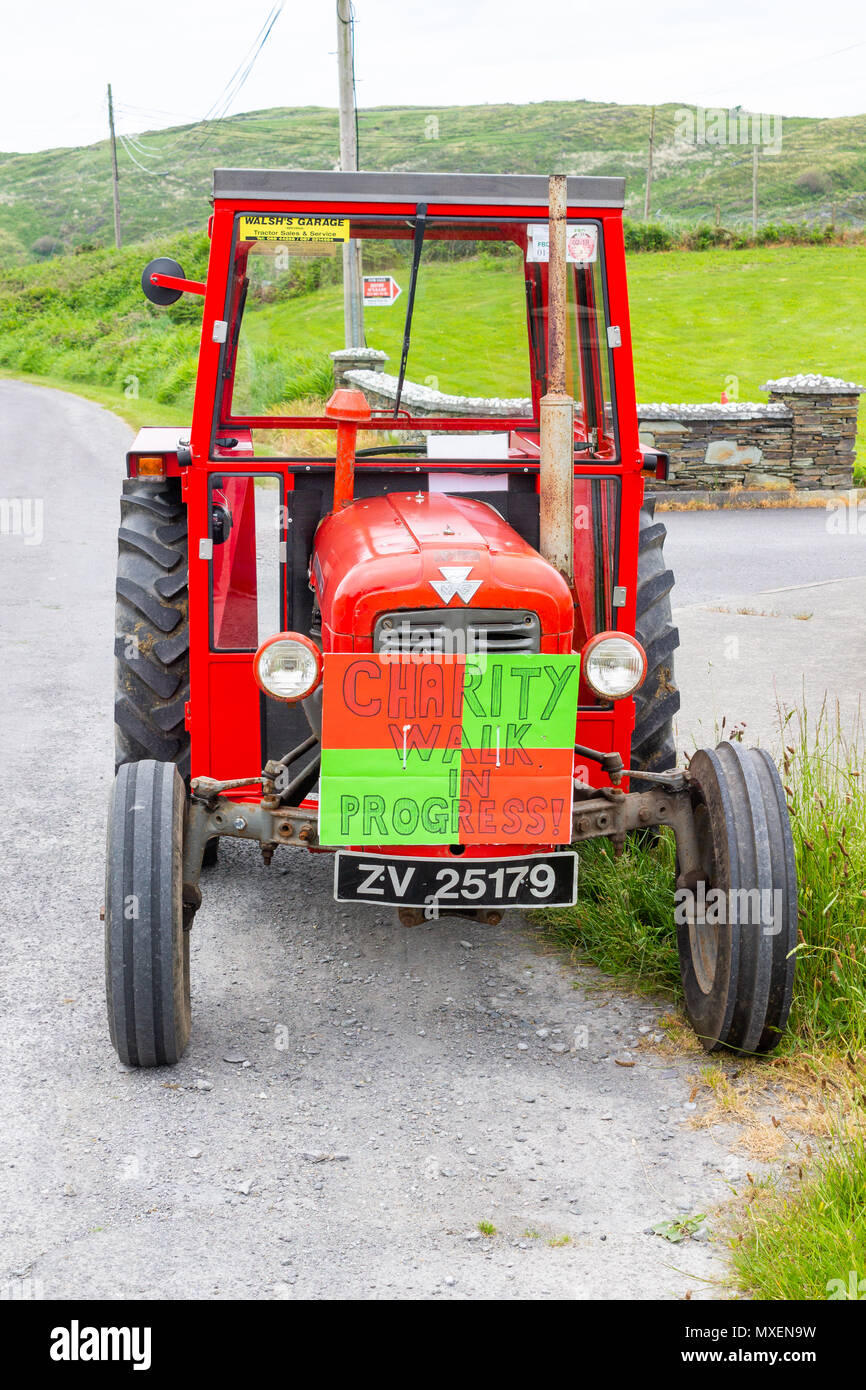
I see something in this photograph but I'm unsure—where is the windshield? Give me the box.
[215,212,618,461]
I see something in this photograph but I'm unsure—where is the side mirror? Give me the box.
[142,257,186,305]
[141,258,206,305]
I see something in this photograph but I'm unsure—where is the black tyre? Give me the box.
[677,741,798,1055]
[114,478,190,780]
[105,760,191,1067]
[631,502,680,783]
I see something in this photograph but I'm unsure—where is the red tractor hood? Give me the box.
[311,491,574,646]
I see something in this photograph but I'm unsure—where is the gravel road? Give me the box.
[0,379,860,1301]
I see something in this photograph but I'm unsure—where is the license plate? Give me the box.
[334,851,578,909]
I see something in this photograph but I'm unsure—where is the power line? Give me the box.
[190,3,285,151]
[121,131,169,156]
[703,35,866,100]
[117,132,169,177]
[202,5,282,121]
[115,102,199,121]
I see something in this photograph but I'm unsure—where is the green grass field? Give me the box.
[236,254,533,407]
[1,239,863,471]
[238,244,866,408]
[630,245,864,401]
[218,244,866,471]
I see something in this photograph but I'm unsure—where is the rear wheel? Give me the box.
[114,477,190,779]
[631,502,680,784]
[677,741,797,1054]
[105,760,191,1067]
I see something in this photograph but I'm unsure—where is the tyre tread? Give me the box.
[114,478,190,777]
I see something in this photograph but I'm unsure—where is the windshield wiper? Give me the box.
[525,264,547,393]
[354,443,427,456]
[393,203,428,418]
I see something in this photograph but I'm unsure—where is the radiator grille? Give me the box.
[373,608,541,656]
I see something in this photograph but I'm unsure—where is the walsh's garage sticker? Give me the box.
[318,653,580,846]
[238,214,350,243]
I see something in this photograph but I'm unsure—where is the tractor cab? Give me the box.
[106,170,797,1069]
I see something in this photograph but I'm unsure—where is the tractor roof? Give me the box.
[212,168,625,209]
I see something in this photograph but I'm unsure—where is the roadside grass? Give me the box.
[538,698,866,1057]
[779,701,866,1055]
[0,230,209,412]
[537,699,866,1299]
[729,1123,866,1300]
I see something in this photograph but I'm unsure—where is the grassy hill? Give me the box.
[3,100,866,259]
[0,234,862,475]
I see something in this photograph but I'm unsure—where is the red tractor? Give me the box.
[106,170,797,1067]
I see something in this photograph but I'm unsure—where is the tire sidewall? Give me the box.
[105,760,190,1066]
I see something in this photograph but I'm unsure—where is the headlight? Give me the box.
[253,633,323,703]
[582,632,647,700]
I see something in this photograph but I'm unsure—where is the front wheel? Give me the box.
[677,741,798,1054]
[105,760,191,1066]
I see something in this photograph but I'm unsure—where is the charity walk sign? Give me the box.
[526,223,598,264]
[362,274,402,306]
[318,653,580,845]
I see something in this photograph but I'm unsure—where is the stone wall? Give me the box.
[638,376,862,491]
[344,369,532,420]
[332,351,862,492]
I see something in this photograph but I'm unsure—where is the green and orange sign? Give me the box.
[318,653,580,845]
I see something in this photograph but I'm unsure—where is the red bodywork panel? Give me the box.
[126,426,254,478]
[312,492,574,651]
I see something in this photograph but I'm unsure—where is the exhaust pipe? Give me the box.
[539,174,575,591]
[325,387,371,511]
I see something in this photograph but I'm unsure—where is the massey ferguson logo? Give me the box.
[429,565,481,604]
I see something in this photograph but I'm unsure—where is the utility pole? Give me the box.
[643,106,655,220]
[107,83,121,249]
[752,144,758,236]
[336,0,364,348]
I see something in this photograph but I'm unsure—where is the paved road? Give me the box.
[662,509,866,752]
[662,508,865,608]
[0,380,860,1302]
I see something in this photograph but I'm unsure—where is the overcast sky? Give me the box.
[2,0,864,154]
